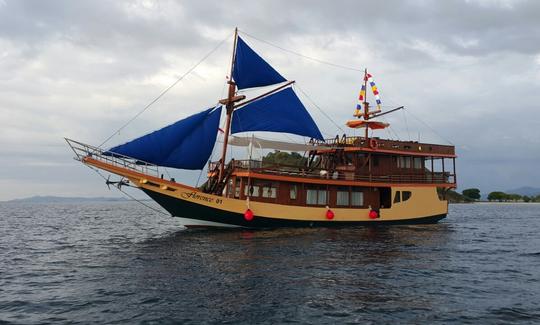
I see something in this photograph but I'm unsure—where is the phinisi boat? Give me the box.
[66,29,457,228]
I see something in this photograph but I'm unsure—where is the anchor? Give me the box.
[105,176,130,190]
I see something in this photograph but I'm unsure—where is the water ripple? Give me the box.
[0,202,539,323]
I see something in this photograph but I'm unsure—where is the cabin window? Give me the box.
[398,156,412,169]
[306,189,318,205]
[402,191,412,202]
[394,191,401,203]
[351,191,364,206]
[405,157,412,168]
[337,187,349,206]
[244,185,260,197]
[262,183,277,198]
[226,179,233,197]
[290,184,297,200]
[317,190,327,205]
[234,180,241,198]
[413,157,423,169]
[306,187,328,205]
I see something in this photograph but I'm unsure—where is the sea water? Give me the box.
[0,201,539,324]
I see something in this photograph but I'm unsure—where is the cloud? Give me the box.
[0,0,539,199]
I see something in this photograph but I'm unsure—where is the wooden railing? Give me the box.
[313,136,455,156]
[209,159,456,185]
[65,138,161,177]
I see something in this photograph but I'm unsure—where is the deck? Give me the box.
[313,136,455,157]
[209,159,456,186]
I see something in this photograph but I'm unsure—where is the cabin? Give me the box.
[205,135,456,210]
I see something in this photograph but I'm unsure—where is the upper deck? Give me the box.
[313,136,455,158]
[207,135,457,192]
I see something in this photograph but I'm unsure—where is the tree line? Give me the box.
[461,188,540,202]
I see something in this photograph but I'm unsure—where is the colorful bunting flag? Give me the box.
[354,71,382,116]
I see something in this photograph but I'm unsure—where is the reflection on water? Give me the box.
[0,202,539,323]
[133,224,455,322]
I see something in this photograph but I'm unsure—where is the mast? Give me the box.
[218,28,239,183]
[363,68,370,142]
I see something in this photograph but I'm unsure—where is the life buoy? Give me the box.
[369,138,378,149]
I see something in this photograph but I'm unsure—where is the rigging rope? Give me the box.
[294,84,346,135]
[405,108,454,145]
[97,32,233,149]
[402,108,411,141]
[239,30,364,72]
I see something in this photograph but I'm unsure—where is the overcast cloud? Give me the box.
[0,0,539,200]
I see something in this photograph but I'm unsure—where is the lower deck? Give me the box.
[223,175,396,210]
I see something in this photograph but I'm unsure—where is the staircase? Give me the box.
[204,160,235,195]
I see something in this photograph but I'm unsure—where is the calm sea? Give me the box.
[0,201,539,324]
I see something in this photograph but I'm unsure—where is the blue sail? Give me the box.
[106,106,222,170]
[233,36,287,90]
[231,87,324,140]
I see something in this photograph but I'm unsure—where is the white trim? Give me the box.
[174,217,243,228]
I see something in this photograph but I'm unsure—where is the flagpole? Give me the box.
[363,68,369,142]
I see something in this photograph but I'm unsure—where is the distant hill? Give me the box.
[505,187,540,197]
[3,196,129,204]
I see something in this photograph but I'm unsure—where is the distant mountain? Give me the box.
[3,196,130,203]
[505,187,540,197]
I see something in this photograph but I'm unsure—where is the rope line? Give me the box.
[294,84,346,134]
[405,109,454,145]
[239,30,364,72]
[402,108,411,141]
[97,32,232,149]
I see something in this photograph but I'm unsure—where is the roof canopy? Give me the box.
[229,136,330,151]
[346,119,389,130]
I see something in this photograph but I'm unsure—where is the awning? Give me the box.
[229,136,331,151]
[346,119,390,130]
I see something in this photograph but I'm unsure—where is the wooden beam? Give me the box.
[234,80,295,109]
[218,94,246,105]
[369,106,404,119]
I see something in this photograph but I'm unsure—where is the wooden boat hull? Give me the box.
[81,157,449,229]
[143,188,446,228]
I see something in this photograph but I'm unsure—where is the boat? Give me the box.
[66,28,457,228]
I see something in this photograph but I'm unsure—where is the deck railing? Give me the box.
[209,159,456,185]
[313,136,455,156]
[65,138,160,177]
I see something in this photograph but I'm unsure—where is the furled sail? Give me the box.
[232,36,286,90]
[231,87,324,140]
[106,106,222,170]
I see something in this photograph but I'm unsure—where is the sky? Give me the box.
[1,0,539,200]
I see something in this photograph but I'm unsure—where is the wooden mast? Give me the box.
[362,68,370,143]
[218,27,238,183]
